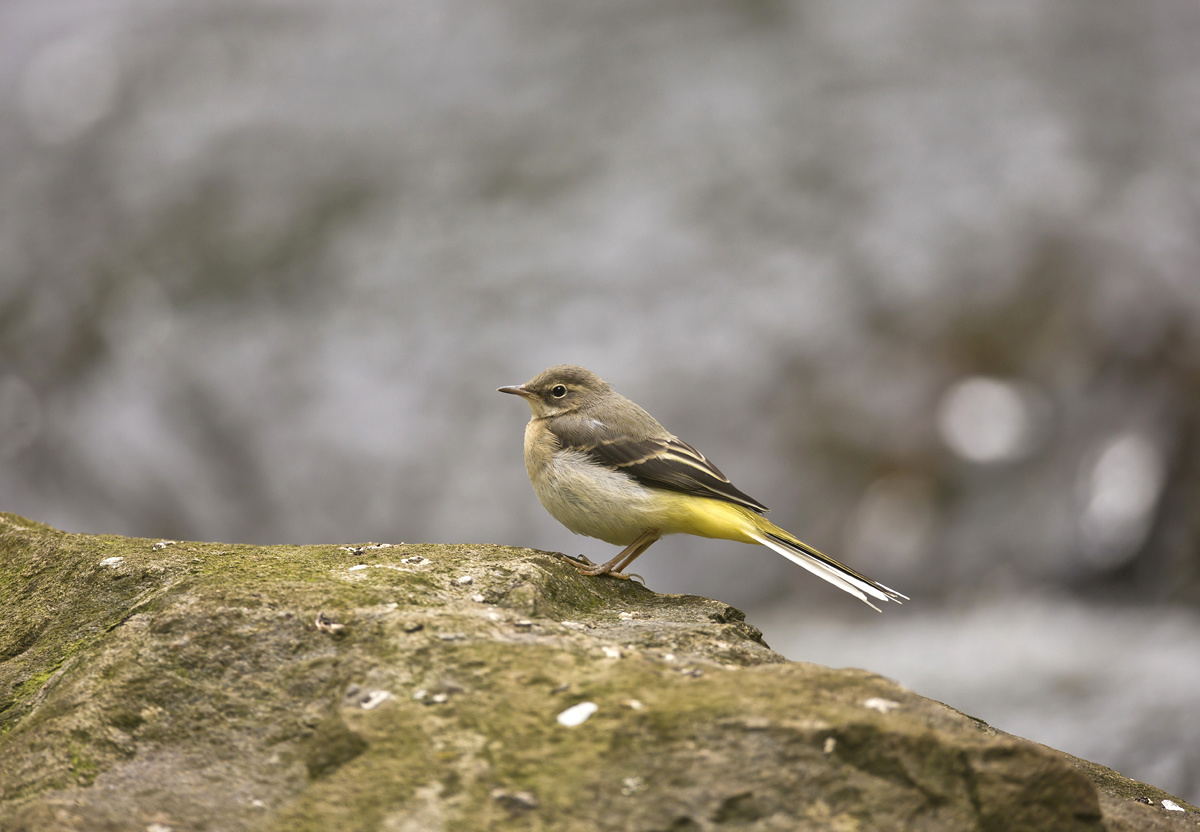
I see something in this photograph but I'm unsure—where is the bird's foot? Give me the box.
[556,553,631,579]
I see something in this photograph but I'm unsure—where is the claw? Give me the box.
[556,531,660,581]
[556,553,633,579]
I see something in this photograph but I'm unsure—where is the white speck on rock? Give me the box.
[863,697,901,713]
[621,776,646,796]
[348,564,369,572]
[1162,799,1184,812]
[470,593,486,603]
[451,575,473,586]
[618,612,634,620]
[359,690,390,710]
[491,788,539,809]
[100,557,124,567]
[556,701,598,727]
[313,613,344,634]
[601,646,622,659]
[152,540,176,550]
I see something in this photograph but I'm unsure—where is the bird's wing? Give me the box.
[546,421,769,513]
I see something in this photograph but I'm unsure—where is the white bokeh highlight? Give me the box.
[937,377,1035,463]
[1079,432,1165,569]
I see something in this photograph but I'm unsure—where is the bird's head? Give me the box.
[498,364,611,418]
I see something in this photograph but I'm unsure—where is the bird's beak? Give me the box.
[497,385,534,399]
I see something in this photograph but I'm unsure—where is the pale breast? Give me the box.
[528,446,662,546]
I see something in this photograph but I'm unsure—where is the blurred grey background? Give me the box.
[2,0,1199,804]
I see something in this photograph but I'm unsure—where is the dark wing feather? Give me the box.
[546,421,769,513]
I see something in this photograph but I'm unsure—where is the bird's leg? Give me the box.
[612,532,660,574]
[559,530,661,580]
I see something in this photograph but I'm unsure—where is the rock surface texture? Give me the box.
[1,512,1197,831]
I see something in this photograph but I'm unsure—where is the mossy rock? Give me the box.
[0,513,1195,831]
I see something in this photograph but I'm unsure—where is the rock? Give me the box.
[0,512,1196,831]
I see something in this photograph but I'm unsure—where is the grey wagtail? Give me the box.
[499,364,906,611]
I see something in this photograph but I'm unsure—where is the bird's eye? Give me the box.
[551,385,568,398]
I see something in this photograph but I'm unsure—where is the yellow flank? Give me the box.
[654,491,764,544]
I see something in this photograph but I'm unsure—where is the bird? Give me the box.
[498,364,906,611]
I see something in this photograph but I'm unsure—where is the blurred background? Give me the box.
[3,0,1199,803]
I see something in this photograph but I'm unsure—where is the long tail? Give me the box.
[748,520,908,612]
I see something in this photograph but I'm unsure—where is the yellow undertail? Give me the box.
[658,494,907,611]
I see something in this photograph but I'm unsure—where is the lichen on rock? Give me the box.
[1,512,1196,831]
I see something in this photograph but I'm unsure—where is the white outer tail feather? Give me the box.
[749,531,901,613]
